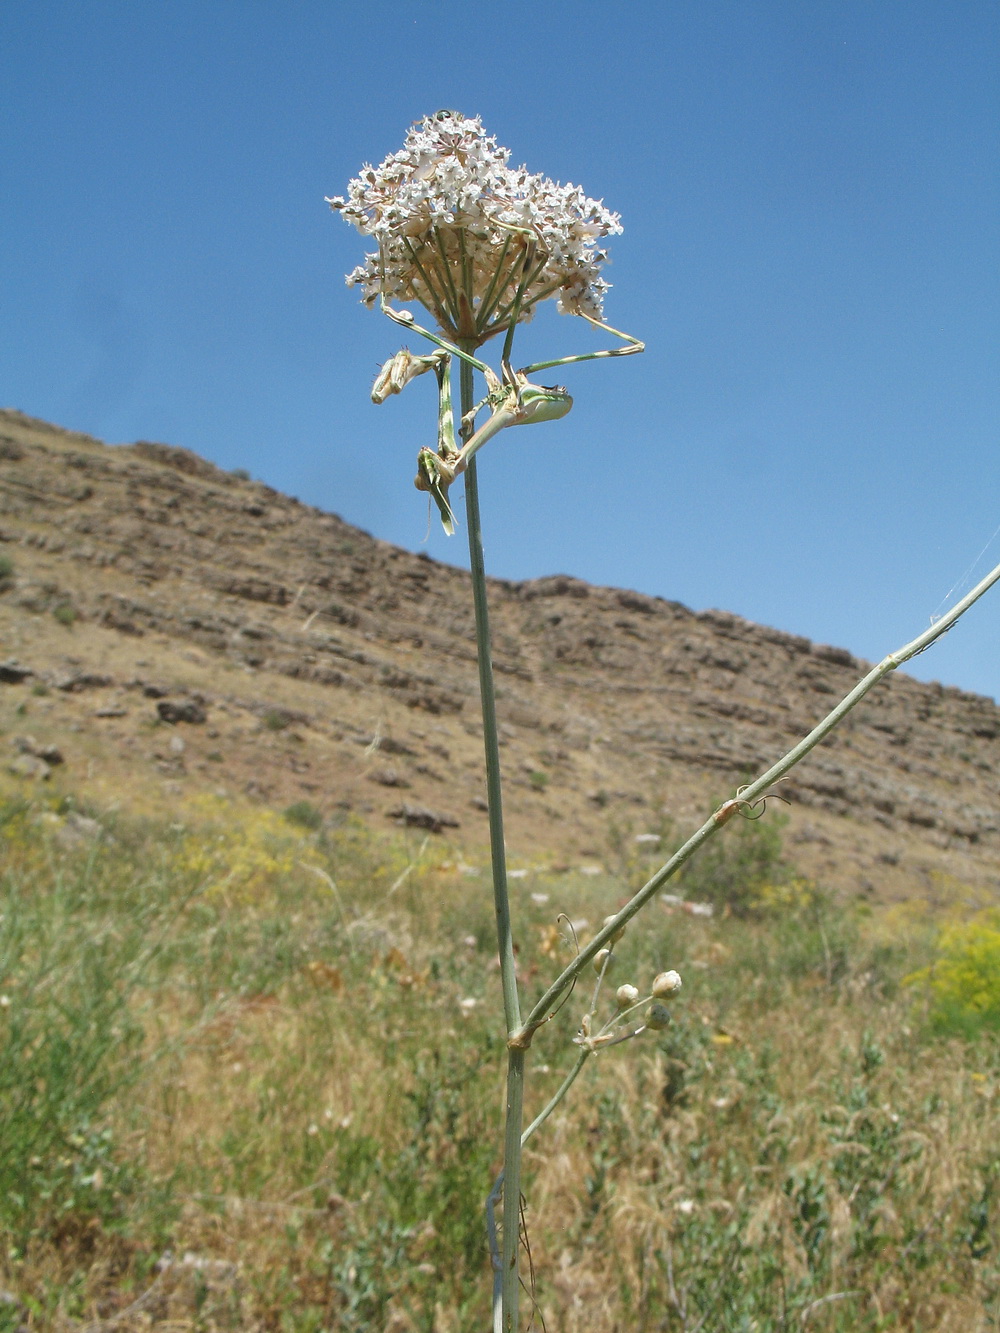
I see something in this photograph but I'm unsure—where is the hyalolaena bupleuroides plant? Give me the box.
[331,109,671,1326]
[330,111,1000,1331]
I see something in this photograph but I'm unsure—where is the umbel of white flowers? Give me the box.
[327,110,623,344]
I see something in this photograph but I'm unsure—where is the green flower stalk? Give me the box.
[332,110,643,1330]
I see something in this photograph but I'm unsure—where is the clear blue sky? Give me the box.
[3,2,998,701]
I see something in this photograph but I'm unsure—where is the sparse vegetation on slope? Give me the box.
[2,406,999,901]
[1,788,998,1330]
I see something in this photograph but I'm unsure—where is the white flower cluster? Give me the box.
[328,111,623,339]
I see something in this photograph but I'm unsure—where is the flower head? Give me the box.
[329,111,623,342]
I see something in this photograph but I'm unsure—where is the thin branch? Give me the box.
[512,555,1000,1047]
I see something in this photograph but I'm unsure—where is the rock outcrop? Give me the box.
[1,408,997,898]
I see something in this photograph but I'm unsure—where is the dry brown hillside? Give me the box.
[1,406,998,899]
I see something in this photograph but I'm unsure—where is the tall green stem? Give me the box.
[458,343,524,1329]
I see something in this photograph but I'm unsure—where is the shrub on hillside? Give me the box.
[675,809,790,916]
[906,911,1000,1036]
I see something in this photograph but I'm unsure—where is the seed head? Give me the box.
[652,970,683,998]
[603,914,627,944]
[593,947,614,975]
[615,984,640,1009]
[646,1003,673,1030]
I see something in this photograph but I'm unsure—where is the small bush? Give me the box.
[675,807,789,915]
[284,800,323,831]
[906,911,1000,1035]
[52,602,77,628]
[0,554,14,583]
[263,710,292,731]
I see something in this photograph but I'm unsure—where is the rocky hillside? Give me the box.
[1,407,998,898]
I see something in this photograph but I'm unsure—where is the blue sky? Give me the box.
[2,2,998,701]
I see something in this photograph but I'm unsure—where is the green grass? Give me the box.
[0,791,998,1330]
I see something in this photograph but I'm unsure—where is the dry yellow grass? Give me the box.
[1,788,998,1330]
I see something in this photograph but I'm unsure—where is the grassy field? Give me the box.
[1,787,999,1331]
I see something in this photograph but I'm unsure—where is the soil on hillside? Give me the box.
[1,408,998,900]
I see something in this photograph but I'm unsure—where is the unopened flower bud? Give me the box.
[593,947,614,975]
[652,970,682,998]
[646,1002,672,1030]
[616,984,639,1009]
[603,914,627,944]
[371,347,446,404]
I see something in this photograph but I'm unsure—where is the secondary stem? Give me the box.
[458,343,524,1330]
[511,554,1000,1047]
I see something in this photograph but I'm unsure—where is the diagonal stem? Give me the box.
[511,553,1000,1048]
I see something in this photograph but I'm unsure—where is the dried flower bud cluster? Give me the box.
[576,958,683,1051]
[329,110,623,340]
